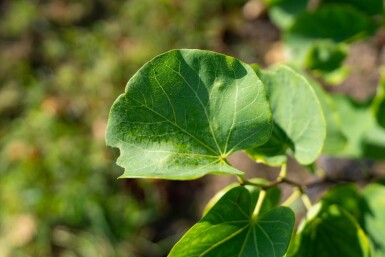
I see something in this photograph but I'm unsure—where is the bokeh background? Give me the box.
[0,1,277,256]
[1,0,384,256]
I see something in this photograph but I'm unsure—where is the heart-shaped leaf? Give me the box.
[106,49,272,179]
[246,65,326,166]
[169,186,294,257]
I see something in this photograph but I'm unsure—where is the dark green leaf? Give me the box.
[106,49,272,179]
[288,203,371,257]
[284,4,375,67]
[287,4,375,43]
[305,40,347,72]
[247,65,326,166]
[169,186,295,257]
[322,183,362,220]
[321,0,384,16]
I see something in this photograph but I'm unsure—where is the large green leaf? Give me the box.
[246,65,325,166]
[361,184,385,256]
[106,49,272,179]
[288,203,371,257]
[169,186,295,257]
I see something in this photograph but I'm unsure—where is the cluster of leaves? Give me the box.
[0,0,251,256]
[106,49,385,256]
[264,0,385,84]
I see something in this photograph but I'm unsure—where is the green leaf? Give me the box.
[300,72,347,154]
[284,4,375,67]
[361,183,385,256]
[322,183,362,220]
[320,0,384,16]
[106,49,272,180]
[246,65,326,166]
[266,0,308,30]
[305,40,347,72]
[203,183,280,216]
[287,4,375,43]
[288,203,371,257]
[169,186,295,257]
[332,94,385,160]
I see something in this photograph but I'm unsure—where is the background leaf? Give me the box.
[106,49,272,179]
[288,203,371,257]
[265,0,308,30]
[320,0,384,16]
[361,183,385,256]
[169,186,294,257]
[246,65,325,166]
[332,94,385,160]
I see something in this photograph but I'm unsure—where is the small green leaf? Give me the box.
[288,203,371,257]
[169,186,295,257]
[305,40,347,72]
[361,183,385,256]
[246,65,326,166]
[106,49,272,180]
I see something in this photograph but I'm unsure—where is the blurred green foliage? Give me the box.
[0,0,248,256]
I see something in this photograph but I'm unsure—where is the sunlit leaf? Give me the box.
[246,65,325,166]
[300,73,347,154]
[169,186,294,257]
[106,49,272,179]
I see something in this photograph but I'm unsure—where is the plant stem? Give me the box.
[301,193,313,211]
[282,188,301,207]
[251,189,266,222]
[278,163,287,180]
